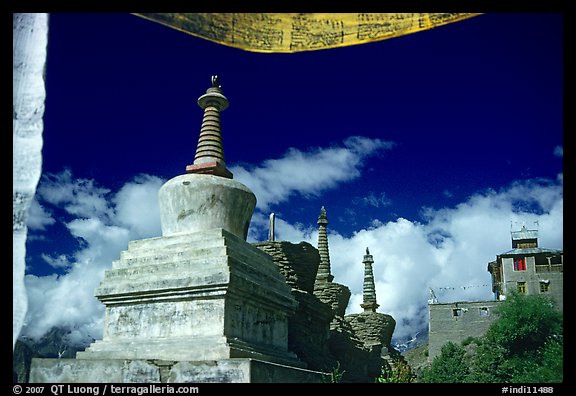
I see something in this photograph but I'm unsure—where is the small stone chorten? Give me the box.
[345,248,397,378]
[31,77,326,383]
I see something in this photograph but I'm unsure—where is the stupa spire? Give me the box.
[186,75,233,179]
[315,206,334,283]
[360,247,379,313]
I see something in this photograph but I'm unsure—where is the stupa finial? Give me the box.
[186,75,232,178]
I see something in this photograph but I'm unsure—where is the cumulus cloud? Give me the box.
[112,174,164,239]
[22,171,164,345]
[41,254,71,270]
[268,177,563,342]
[230,136,395,210]
[26,197,56,231]
[22,150,562,348]
[23,136,395,345]
[37,169,113,220]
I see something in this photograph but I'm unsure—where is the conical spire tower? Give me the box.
[158,75,255,239]
[315,206,334,283]
[360,247,379,313]
[186,75,233,179]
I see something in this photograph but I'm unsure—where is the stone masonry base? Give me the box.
[30,358,329,383]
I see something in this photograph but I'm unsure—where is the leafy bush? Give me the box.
[421,294,562,383]
[420,342,470,383]
[376,358,416,383]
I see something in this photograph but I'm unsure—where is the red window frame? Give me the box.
[514,258,526,271]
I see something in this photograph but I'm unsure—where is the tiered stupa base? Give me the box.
[31,228,327,382]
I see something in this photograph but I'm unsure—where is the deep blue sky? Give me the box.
[28,12,563,275]
[44,13,563,184]
[19,13,565,345]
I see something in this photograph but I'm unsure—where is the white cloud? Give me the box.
[22,171,164,345]
[24,270,105,344]
[270,176,563,342]
[230,136,394,210]
[112,174,164,239]
[66,218,132,265]
[37,168,113,220]
[23,163,562,348]
[26,197,55,231]
[41,254,71,269]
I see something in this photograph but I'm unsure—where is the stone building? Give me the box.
[428,300,499,360]
[30,77,397,383]
[487,225,563,311]
[428,226,563,361]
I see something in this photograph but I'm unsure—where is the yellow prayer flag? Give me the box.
[134,13,482,53]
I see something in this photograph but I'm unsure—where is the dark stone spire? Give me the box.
[360,247,379,313]
[315,206,334,283]
[186,75,233,179]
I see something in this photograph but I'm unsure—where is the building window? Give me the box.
[517,281,527,294]
[540,281,550,293]
[514,258,527,271]
[479,307,490,316]
[452,308,462,317]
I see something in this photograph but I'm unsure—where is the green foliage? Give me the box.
[376,358,416,383]
[324,361,345,383]
[422,294,563,383]
[466,338,508,382]
[485,292,562,356]
[512,336,563,383]
[461,336,481,347]
[420,342,470,383]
